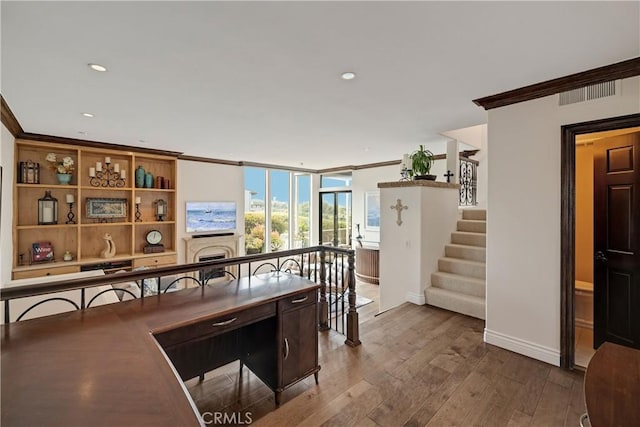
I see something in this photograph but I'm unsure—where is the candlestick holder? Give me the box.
[90,161,126,187]
[135,203,142,222]
[66,202,76,224]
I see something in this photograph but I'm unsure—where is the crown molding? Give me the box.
[1,95,24,137]
[473,57,640,110]
[18,133,182,157]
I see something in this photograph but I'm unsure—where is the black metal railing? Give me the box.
[459,157,478,206]
[0,246,360,347]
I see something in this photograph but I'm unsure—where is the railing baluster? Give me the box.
[4,300,9,324]
[80,288,86,309]
[318,248,329,331]
[345,250,361,347]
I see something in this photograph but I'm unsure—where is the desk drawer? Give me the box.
[279,289,317,312]
[156,302,276,348]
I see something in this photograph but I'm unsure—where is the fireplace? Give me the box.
[184,234,241,285]
[199,254,226,283]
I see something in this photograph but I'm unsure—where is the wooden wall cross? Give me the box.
[390,199,408,226]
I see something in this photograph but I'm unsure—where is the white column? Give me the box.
[446,138,459,183]
[378,182,460,312]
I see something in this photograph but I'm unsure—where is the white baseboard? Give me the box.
[484,328,560,366]
[406,291,426,305]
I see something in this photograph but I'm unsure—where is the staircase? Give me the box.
[424,209,486,320]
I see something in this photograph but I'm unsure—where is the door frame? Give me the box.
[560,112,640,369]
[318,190,352,246]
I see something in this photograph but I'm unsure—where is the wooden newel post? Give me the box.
[318,247,329,331]
[345,250,361,347]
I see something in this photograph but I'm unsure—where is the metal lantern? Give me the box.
[154,199,167,221]
[38,191,58,225]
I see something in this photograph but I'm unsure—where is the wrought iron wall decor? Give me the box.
[459,158,478,206]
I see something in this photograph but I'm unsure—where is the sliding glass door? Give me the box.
[320,191,352,247]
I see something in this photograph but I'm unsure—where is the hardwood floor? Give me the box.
[187,282,585,426]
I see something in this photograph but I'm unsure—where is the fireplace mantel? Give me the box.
[183,234,241,264]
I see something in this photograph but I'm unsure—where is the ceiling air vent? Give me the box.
[559,80,618,106]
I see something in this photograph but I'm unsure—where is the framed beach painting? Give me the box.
[365,191,380,231]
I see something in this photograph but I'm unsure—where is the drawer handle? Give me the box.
[291,296,308,304]
[212,317,237,327]
[284,338,290,360]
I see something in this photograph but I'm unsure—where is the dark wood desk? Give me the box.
[1,272,319,427]
[584,342,640,427]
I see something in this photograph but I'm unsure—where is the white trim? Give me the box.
[406,291,425,305]
[484,328,560,366]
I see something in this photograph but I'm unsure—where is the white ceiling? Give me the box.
[2,1,638,170]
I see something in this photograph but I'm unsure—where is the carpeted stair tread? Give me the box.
[431,271,486,297]
[451,231,486,247]
[424,287,485,320]
[445,244,486,262]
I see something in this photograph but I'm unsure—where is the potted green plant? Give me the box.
[409,145,436,180]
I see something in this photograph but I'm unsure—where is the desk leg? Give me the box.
[275,391,281,406]
[199,373,204,382]
[239,360,244,375]
[314,372,319,384]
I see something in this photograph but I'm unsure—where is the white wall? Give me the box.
[351,164,399,245]
[379,184,459,311]
[1,125,15,284]
[486,76,640,365]
[176,160,245,263]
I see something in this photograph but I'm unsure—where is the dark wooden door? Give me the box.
[593,132,640,349]
[281,304,318,386]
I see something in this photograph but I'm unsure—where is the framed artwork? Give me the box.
[86,198,127,219]
[365,191,380,231]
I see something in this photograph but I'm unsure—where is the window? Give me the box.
[244,167,311,254]
[320,172,352,188]
[244,167,266,254]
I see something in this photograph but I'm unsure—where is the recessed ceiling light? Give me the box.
[341,72,356,80]
[82,112,94,118]
[88,63,108,72]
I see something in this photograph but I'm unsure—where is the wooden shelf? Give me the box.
[80,222,133,227]
[16,224,79,230]
[134,221,176,225]
[134,188,176,192]
[81,186,133,191]
[133,250,177,258]
[17,183,79,189]
[13,261,80,272]
[12,140,178,279]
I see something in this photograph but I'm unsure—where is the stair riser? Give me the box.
[457,220,486,233]
[424,288,485,320]
[462,210,487,221]
[438,259,485,279]
[431,273,486,297]
[451,232,486,248]
[445,245,486,262]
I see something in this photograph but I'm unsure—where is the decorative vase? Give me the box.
[57,173,72,185]
[135,166,145,188]
[144,172,154,188]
